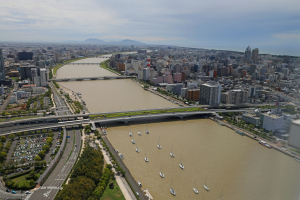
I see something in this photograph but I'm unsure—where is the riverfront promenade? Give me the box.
[99,129,147,200]
[95,137,137,200]
[212,117,300,159]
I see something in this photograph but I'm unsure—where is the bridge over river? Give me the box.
[50,76,134,82]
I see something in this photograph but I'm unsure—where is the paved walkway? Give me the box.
[95,137,136,200]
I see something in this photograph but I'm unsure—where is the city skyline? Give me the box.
[0,0,299,56]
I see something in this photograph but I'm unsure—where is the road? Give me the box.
[49,83,72,116]
[100,130,146,200]
[27,128,81,200]
[0,80,18,112]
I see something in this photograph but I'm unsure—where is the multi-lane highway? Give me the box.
[27,128,81,200]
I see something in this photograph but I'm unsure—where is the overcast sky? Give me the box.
[0,0,299,56]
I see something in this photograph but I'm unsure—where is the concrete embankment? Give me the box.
[99,127,147,200]
[211,117,300,160]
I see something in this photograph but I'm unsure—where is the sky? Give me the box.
[0,0,299,56]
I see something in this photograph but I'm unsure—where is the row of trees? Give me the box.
[221,114,273,140]
[55,145,105,200]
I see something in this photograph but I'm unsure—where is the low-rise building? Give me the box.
[288,119,300,149]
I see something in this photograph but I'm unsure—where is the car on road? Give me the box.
[25,191,32,194]
[6,189,10,192]
[136,192,139,197]
[12,190,17,194]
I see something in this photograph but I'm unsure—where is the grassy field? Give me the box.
[10,115,40,121]
[90,107,206,119]
[100,179,125,200]
[12,175,27,184]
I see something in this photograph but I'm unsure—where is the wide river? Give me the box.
[57,57,300,200]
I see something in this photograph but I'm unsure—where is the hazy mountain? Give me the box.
[109,39,146,45]
[83,38,106,44]
[81,38,146,45]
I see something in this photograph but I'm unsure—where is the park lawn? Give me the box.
[12,174,27,184]
[100,179,125,200]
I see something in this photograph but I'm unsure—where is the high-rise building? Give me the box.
[54,52,60,63]
[245,46,252,60]
[40,68,48,87]
[143,68,150,81]
[18,51,33,60]
[249,64,257,74]
[0,49,5,81]
[252,48,259,63]
[199,82,221,105]
[228,89,245,104]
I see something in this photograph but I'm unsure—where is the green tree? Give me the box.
[36,130,41,134]
[48,132,54,138]
[29,179,35,187]
[34,156,41,161]
[42,129,47,134]
[38,151,45,159]
[0,136,6,142]
[1,111,6,116]
[8,134,15,140]
[42,145,50,152]
[269,132,273,136]
[85,129,91,134]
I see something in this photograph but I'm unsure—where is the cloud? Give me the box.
[0,0,299,55]
[2,18,23,22]
[273,33,300,40]
[102,35,183,42]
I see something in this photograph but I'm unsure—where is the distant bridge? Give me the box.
[50,76,134,82]
[66,63,101,65]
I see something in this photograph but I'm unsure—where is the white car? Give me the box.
[25,191,32,194]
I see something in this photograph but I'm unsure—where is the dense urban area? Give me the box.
[0,41,299,200]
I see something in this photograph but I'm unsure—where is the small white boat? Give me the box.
[193,180,199,194]
[170,188,176,196]
[138,125,142,136]
[136,147,140,153]
[159,163,164,178]
[170,178,176,196]
[193,187,199,194]
[203,176,209,191]
[115,149,119,153]
[119,153,124,159]
[132,140,135,144]
[145,150,149,162]
[179,163,185,169]
[203,185,209,191]
[159,171,164,178]
[170,145,174,158]
[138,181,142,187]
[146,123,149,134]
[129,126,132,137]
[179,155,184,169]
[157,136,161,149]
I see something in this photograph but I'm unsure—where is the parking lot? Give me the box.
[6,131,62,169]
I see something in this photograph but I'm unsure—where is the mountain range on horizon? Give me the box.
[79,38,146,45]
